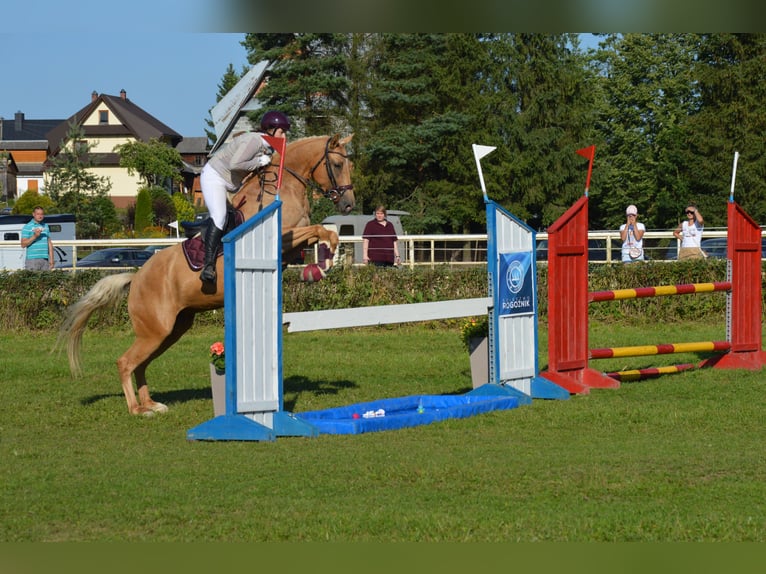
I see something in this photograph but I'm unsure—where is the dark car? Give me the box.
[56,248,153,269]
[536,239,607,262]
[666,237,766,260]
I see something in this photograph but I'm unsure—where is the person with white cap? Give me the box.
[619,204,645,262]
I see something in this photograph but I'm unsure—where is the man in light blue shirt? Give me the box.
[20,206,55,270]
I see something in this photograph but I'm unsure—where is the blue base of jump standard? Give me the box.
[187,411,319,442]
[468,379,570,402]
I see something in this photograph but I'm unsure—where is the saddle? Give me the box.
[181,207,245,271]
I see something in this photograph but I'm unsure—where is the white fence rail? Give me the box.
[0,228,745,270]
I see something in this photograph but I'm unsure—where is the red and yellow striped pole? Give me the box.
[590,340,731,360]
[589,282,731,303]
[605,363,697,382]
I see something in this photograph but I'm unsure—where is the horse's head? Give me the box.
[233,134,356,225]
[311,134,355,214]
[293,134,355,215]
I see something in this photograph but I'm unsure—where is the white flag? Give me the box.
[472,144,496,162]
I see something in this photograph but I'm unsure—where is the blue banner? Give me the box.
[499,252,535,316]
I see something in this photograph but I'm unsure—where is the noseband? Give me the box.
[285,137,353,204]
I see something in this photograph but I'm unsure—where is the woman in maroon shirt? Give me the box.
[362,205,400,267]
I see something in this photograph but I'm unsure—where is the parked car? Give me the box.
[143,245,169,254]
[536,239,607,262]
[55,248,154,269]
[666,237,766,260]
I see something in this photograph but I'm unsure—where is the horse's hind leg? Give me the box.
[133,310,196,414]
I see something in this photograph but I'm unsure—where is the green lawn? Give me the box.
[0,321,764,542]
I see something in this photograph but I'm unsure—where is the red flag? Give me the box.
[575,145,595,161]
[262,135,286,157]
[262,135,287,190]
[575,145,595,195]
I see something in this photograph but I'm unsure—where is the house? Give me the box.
[0,112,64,201]
[45,90,184,209]
[176,136,210,207]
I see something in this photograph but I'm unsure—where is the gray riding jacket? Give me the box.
[207,132,273,188]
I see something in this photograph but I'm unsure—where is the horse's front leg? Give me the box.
[283,225,339,270]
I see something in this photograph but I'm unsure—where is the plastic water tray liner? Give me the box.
[295,394,520,435]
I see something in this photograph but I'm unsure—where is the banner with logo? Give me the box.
[498,251,535,316]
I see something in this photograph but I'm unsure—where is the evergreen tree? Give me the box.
[242,33,352,137]
[590,33,701,230]
[684,33,766,225]
[488,33,596,231]
[134,188,153,234]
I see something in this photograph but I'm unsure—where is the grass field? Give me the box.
[1,320,764,542]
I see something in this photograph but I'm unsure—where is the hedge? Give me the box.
[0,258,748,332]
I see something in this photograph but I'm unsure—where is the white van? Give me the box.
[0,214,76,270]
[322,211,409,264]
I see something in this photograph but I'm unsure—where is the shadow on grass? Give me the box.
[283,375,357,411]
[80,377,473,412]
[81,387,213,408]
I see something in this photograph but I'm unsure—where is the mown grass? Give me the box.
[0,320,764,542]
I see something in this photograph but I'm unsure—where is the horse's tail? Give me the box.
[58,272,135,377]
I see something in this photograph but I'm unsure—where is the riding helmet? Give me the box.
[260,110,291,133]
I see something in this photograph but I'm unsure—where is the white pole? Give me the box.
[472,144,496,202]
[729,151,739,202]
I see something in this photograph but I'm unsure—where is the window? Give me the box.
[4,232,19,240]
[99,110,109,124]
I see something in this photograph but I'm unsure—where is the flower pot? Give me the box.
[209,363,226,417]
[468,336,489,389]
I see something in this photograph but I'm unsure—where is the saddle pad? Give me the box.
[181,236,208,271]
[181,209,246,271]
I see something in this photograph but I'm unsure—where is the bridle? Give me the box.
[283,137,354,204]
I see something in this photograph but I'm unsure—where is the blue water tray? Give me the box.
[294,393,520,435]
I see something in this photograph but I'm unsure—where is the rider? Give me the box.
[198,110,291,282]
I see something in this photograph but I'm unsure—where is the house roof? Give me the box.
[176,136,209,155]
[0,113,64,144]
[46,91,183,154]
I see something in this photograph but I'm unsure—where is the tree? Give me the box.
[44,123,116,238]
[683,33,766,225]
[13,189,56,214]
[242,33,352,137]
[114,138,183,192]
[134,188,153,233]
[590,34,701,230]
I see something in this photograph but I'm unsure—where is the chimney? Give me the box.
[15,111,23,132]
[120,89,127,100]
[91,90,98,102]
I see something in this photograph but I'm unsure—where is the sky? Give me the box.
[2,0,747,140]
[1,2,247,137]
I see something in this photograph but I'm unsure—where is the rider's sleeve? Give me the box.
[229,134,271,174]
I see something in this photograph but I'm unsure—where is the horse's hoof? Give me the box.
[148,402,168,414]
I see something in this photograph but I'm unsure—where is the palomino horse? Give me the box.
[60,134,354,415]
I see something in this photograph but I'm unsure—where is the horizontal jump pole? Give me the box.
[605,363,697,382]
[283,297,492,333]
[589,281,731,303]
[590,340,731,359]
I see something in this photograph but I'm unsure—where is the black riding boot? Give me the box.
[200,224,224,283]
